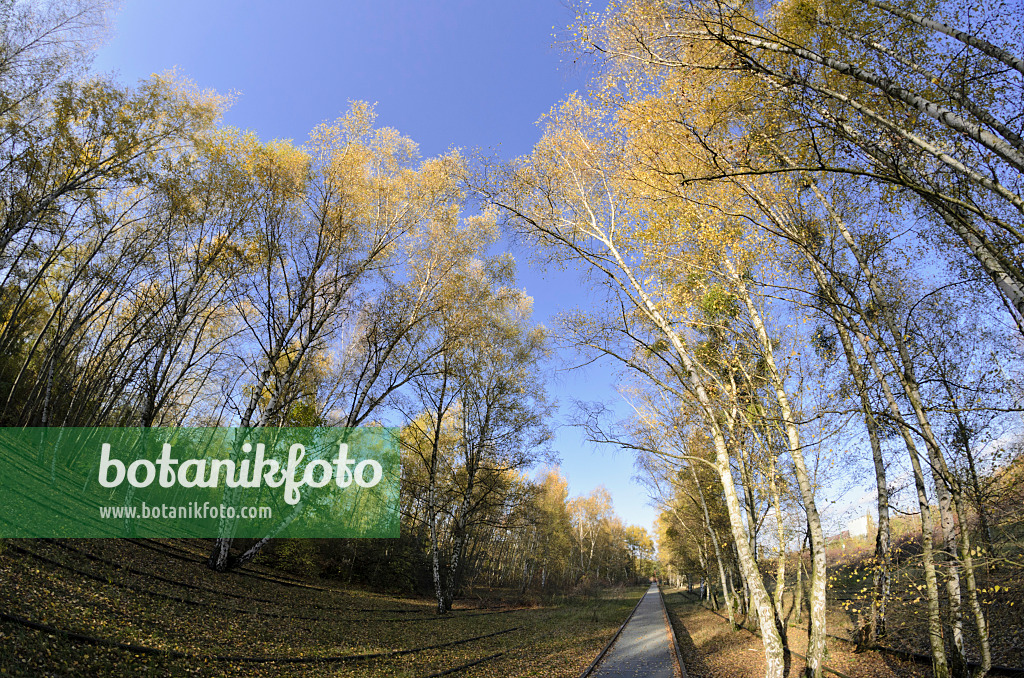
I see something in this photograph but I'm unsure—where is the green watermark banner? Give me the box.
[0,427,399,538]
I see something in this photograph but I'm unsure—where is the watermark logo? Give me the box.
[0,427,399,538]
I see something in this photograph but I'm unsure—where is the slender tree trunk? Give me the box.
[925,385,992,673]
[794,534,807,625]
[536,221,787,676]
[736,439,761,632]
[780,174,960,676]
[430,511,445,614]
[444,525,466,611]
[728,261,826,678]
[956,501,992,676]
[770,455,787,624]
[424,372,450,614]
[804,251,892,642]
[804,177,973,674]
[848,325,950,678]
[962,441,995,556]
[690,464,736,628]
[910,444,951,678]
[733,541,751,620]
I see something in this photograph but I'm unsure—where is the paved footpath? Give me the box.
[590,583,684,678]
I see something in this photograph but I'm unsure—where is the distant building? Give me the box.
[848,514,870,538]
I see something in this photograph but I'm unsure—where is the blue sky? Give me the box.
[94,1,587,158]
[90,0,658,534]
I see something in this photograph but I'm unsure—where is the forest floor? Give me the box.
[0,538,645,677]
[6,536,1020,677]
[662,588,931,678]
[817,534,1024,670]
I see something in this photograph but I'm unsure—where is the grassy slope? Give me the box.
[812,531,1024,668]
[0,539,645,677]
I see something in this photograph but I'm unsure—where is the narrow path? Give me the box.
[589,583,684,678]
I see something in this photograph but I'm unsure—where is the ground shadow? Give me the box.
[663,591,717,678]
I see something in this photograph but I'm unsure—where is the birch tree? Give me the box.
[207,103,468,571]
[399,247,553,612]
[485,96,792,676]
[586,0,1024,332]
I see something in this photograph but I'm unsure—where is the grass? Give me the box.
[0,538,646,677]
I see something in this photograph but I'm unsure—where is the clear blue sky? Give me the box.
[91,0,658,535]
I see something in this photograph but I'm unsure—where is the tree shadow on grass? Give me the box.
[663,592,716,678]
